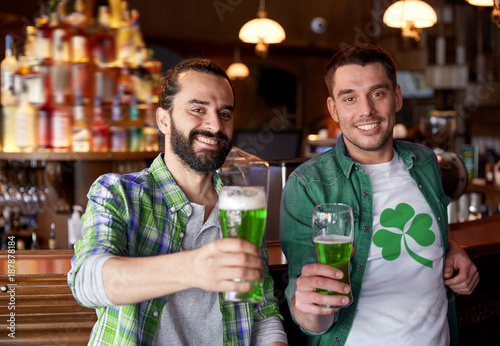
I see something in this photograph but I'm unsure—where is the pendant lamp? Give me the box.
[383,0,437,41]
[226,47,250,80]
[239,0,286,58]
[465,0,493,6]
[466,0,500,28]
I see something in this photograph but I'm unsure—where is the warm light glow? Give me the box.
[239,17,286,44]
[383,0,437,41]
[226,62,250,80]
[238,0,286,58]
[466,0,493,6]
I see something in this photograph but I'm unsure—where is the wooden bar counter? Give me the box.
[1,215,499,345]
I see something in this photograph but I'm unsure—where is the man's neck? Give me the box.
[163,152,219,221]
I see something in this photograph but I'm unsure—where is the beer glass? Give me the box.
[312,203,354,308]
[219,186,267,303]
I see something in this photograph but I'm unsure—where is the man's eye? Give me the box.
[220,112,232,119]
[372,91,384,98]
[344,97,354,102]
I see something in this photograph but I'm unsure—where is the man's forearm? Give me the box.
[102,251,196,305]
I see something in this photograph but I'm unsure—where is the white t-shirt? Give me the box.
[346,151,449,346]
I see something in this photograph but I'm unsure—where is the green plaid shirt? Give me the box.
[68,154,281,345]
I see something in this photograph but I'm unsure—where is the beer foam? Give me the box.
[219,187,266,210]
[313,235,352,244]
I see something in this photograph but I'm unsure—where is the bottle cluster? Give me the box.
[0,0,161,153]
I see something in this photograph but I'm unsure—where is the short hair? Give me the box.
[324,43,397,98]
[159,58,235,111]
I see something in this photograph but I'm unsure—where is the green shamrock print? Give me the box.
[373,203,435,268]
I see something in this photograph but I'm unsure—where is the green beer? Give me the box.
[313,234,353,301]
[219,186,267,303]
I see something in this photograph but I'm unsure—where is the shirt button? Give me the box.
[418,184,423,189]
[335,337,341,342]
[170,206,175,212]
[437,217,441,221]
[179,232,185,238]
[354,166,358,170]
[364,226,369,231]
[363,191,368,196]
[153,311,159,317]
[357,263,362,269]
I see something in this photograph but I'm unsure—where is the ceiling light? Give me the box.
[467,0,500,29]
[226,47,249,80]
[238,0,285,58]
[383,0,437,41]
[466,0,493,6]
[227,63,250,80]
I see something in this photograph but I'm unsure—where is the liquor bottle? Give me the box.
[1,34,18,106]
[144,52,162,104]
[127,94,143,151]
[92,6,117,68]
[117,60,134,135]
[2,34,19,152]
[130,9,147,68]
[90,96,110,152]
[50,10,72,107]
[34,16,52,67]
[37,77,52,150]
[51,101,72,151]
[116,0,133,66]
[485,147,497,185]
[142,100,159,152]
[131,45,152,104]
[24,26,38,62]
[118,61,134,106]
[15,86,37,152]
[68,0,93,104]
[110,94,127,152]
[48,223,57,250]
[51,4,70,64]
[72,95,91,152]
[14,55,47,107]
[24,25,48,106]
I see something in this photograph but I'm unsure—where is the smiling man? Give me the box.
[279,44,479,346]
[68,58,287,345]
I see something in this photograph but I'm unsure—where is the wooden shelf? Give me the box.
[0,151,160,161]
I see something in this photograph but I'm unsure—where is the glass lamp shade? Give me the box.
[466,0,493,6]
[226,62,250,80]
[238,17,286,44]
[383,0,438,28]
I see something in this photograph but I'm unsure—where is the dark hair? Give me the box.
[159,58,235,111]
[324,43,397,97]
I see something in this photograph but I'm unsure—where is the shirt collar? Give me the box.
[333,135,416,175]
[150,153,226,213]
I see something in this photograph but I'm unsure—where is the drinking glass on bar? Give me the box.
[312,203,354,308]
[219,186,267,303]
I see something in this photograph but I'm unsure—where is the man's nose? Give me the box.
[205,112,223,133]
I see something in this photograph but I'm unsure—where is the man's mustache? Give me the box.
[189,130,230,144]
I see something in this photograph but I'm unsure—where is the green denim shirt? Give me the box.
[279,136,458,346]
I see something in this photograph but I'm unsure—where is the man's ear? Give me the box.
[394,84,403,113]
[156,107,170,134]
[327,97,339,123]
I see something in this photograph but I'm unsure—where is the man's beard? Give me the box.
[170,118,232,173]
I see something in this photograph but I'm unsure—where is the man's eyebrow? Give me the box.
[187,99,234,112]
[187,99,209,106]
[336,83,390,99]
[370,83,390,91]
[220,105,234,112]
[336,88,354,98]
